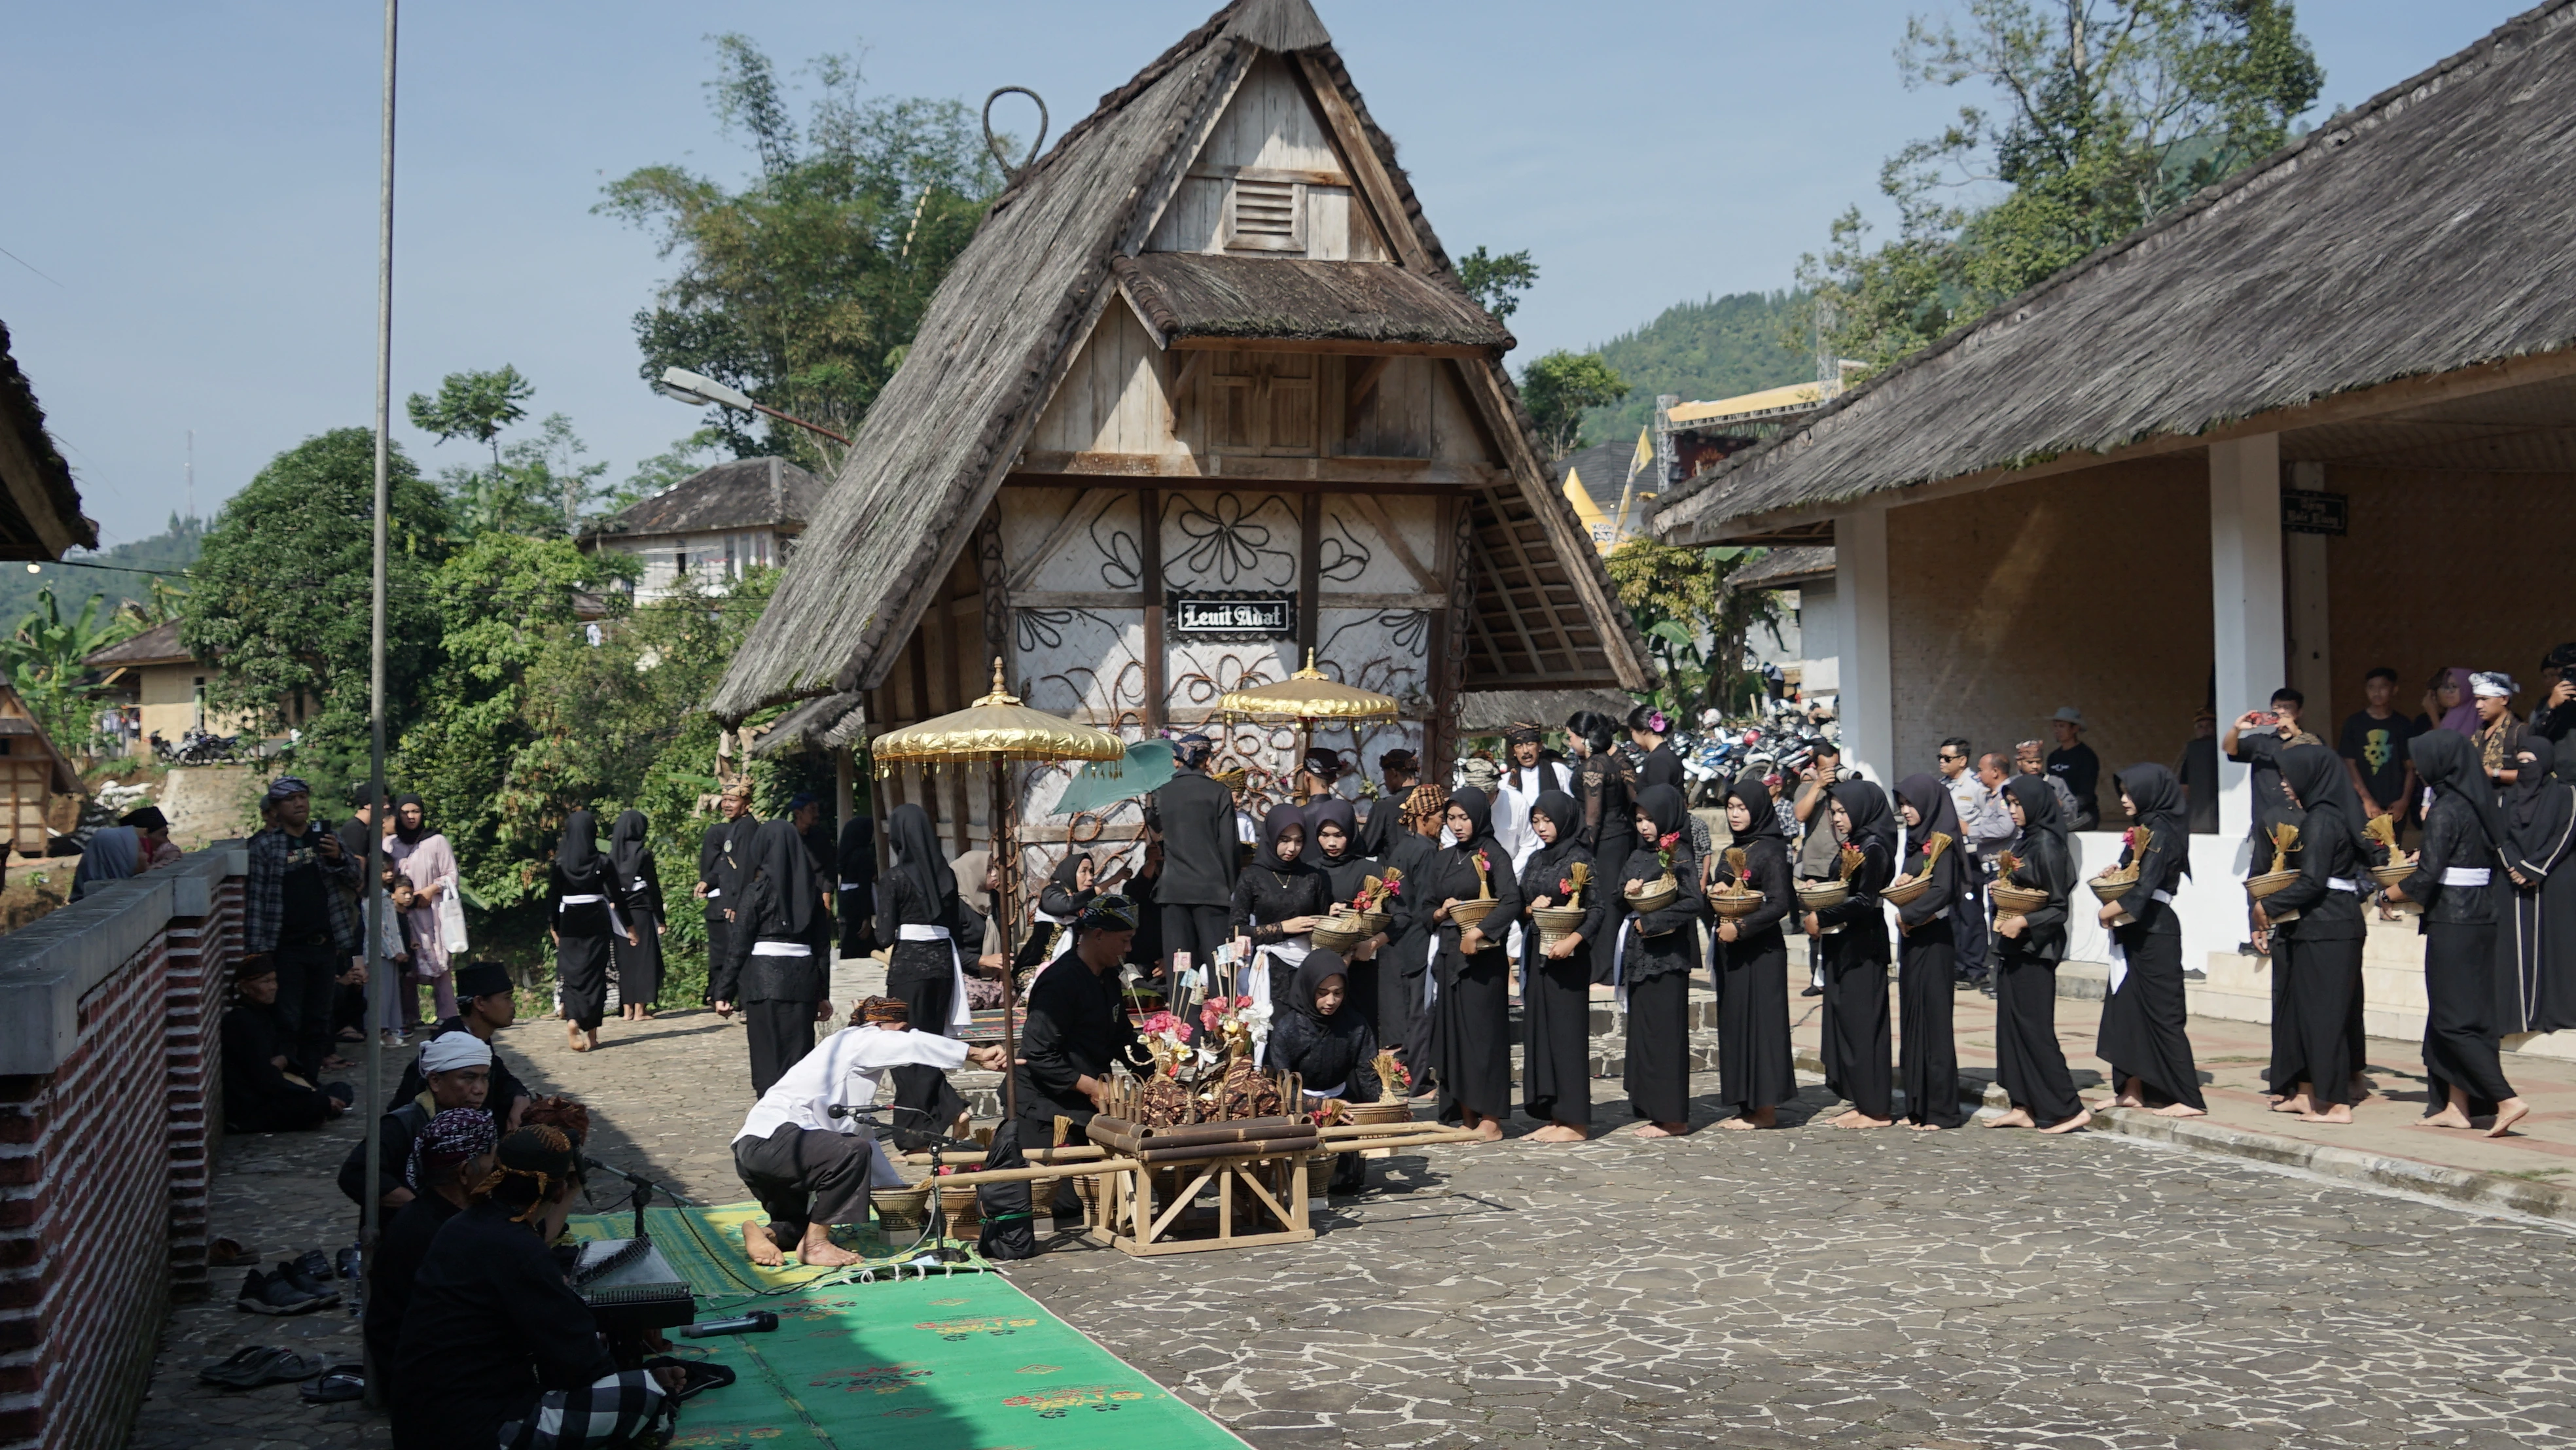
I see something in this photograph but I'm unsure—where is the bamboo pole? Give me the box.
[910,1157,1141,1191]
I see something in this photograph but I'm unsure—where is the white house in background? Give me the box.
[1728,545,1836,698]
[581,456,824,601]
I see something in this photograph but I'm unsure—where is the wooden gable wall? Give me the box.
[1145,53,1389,262]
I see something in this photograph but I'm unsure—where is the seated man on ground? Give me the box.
[732,995,1008,1268]
[123,805,183,870]
[390,1126,681,1450]
[1013,894,1151,1219]
[222,961,353,1132]
[341,1032,490,1214]
[390,961,531,1127]
[363,1106,497,1379]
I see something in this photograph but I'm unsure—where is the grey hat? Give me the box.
[2051,707,2084,726]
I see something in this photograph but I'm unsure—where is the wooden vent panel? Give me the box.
[1223,179,1304,253]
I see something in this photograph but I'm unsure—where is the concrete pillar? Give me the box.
[2209,434,2285,860]
[1834,508,1895,782]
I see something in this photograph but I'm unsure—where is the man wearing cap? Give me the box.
[731,995,1009,1267]
[245,777,361,1080]
[1014,895,1149,1218]
[1145,734,1238,982]
[696,783,759,998]
[339,1031,491,1214]
[221,959,353,1132]
[2045,707,2103,832]
[388,961,530,1129]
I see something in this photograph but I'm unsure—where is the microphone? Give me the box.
[681,1310,778,1338]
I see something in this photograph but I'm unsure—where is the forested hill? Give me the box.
[0,515,201,623]
[1576,291,1812,449]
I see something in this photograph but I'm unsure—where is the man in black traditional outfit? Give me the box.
[387,961,529,1129]
[1355,749,1421,859]
[1145,733,1238,981]
[1013,895,1149,1218]
[711,818,834,1097]
[339,1032,491,1215]
[221,961,352,1132]
[694,782,757,1000]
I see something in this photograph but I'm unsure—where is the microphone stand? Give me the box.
[584,1155,692,1243]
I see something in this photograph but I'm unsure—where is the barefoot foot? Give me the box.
[567,1023,589,1052]
[2424,1106,2475,1129]
[1526,1123,1586,1143]
[2488,1099,2531,1138]
[2272,1090,2313,1115]
[741,1221,784,1267]
[1986,1107,2035,1129]
[2038,1108,2094,1135]
[796,1231,860,1267]
[2152,1103,2208,1118]
[1471,1119,1505,1142]
[1836,1113,1893,1129]
[2298,1103,2353,1123]
[1908,1120,1946,1131]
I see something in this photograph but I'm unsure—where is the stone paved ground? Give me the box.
[132,956,2576,1449]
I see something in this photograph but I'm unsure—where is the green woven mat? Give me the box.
[565,1202,967,1301]
[565,1205,1246,1449]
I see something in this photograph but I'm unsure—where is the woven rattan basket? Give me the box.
[1450,896,1502,930]
[1311,914,1372,952]
[937,1180,981,1233]
[2088,874,2138,906]
[1345,1099,1412,1127]
[1349,908,1393,937]
[1880,872,1933,907]
[1626,875,1681,914]
[1795,879,1850,913]
[1531,904,1588,947]
[1989,883,2050,915]
[1710,887,1765,919]
[872,1182,932,1234]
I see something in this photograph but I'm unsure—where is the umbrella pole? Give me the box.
[997,758,1020,1126]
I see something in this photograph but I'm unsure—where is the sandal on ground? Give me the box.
[207,1237,259,1268]
[645,1356,737,1402]
[198,1345,319,1388]
[300,1366,367,1403]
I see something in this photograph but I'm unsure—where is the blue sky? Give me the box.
[0,1,2533,545]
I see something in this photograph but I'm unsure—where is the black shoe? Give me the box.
[236,1269,329,1317]
[273,1260,341,1309]
[1800,985,1823,997]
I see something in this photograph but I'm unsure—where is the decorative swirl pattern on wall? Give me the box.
[1088,509,1141,591]
[1167,493,1296,588]
[1315,512,1374,583]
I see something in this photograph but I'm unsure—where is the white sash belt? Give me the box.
[560,894,605,905]
[1302,1083,1347,1100]
[838,881,863,892]
[896,925,973,1032]
[750,940,810,956]
[2150,889,2173,905]
[704,888,721,898]
[2327,877,2361,894]
[2444,867,2491,887]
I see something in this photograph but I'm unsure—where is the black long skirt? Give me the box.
[2424,921,2514,1114]
[1897,918,1968,1127]
[610,908,664,1010]
[1993,946,2079,1122]
[1819,926,1891,1120]
[1715,931,1795,1115]
[887,942,970,1148]
[1522,946,1594,1126]
[557,930,611,1031]
[2268,932,2361,1106]
[1623,969,1691,1125]
[1433,950,1512,1121]
[2097,925,2206,1110]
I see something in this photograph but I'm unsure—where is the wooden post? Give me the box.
[995,757,1020,1125]
[1139,487,1166,730]
[1297,491,1322,666]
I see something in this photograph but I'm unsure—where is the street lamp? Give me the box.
[656,367,851,446]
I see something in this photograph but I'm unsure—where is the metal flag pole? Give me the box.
[360,0,398,1410]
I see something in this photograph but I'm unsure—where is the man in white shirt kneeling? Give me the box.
[731,995,1006,1267]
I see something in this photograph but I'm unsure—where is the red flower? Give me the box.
[1659,831,1681,853]
[1558,876,1574,895]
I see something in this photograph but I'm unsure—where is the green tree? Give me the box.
[598,35,1004,470]
[406,366,534,478]
[0,588,130,752]
[1519,350,1627,460]
[1800,0,2322,370]
[181,428,450,787]
[1606,540,1785,718]
[1456,245,1538,323]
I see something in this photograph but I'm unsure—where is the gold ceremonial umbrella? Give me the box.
[1217,649,1400,802]
[872,660,1124,1121]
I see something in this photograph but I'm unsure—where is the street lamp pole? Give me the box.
[360,0,397,1408]
[656,367,851,446]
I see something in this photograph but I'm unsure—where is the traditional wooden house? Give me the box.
[1652,3,2576,1048]
[713,0,1650,868]
[0,320,98,562]
[580,455,823,602]
[0,682,81,855]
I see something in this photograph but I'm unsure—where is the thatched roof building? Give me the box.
[713,0,1647,739]
[0,321,97,561]
[1645,2,2576,1015]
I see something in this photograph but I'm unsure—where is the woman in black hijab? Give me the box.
[1381,785,1449,1082]
[1617,783,1708,1137]
[1806,777,1896,1129]
[2091,763,2206,1117]
[878,804,973,1142]
[1230,804,1329,1019]
[1016,852,1097,972]
[711,817,833,1099]
[1711,769,1795,1129]
[1566,710,1638,895]
[607,809,664,1023]
[1306,796,1385,1029]
[2392,730,2529,1135]
[2251,747,2366,1121]
[1428,788,1520,1139]
[1891,774,1969,1129]
[1987,774,2088,1132]
[835,815,876,959]
[1514,790,1601,1141]
[1266,950,1382,1192]
[547,810,613,1052]
[2496,737,2576,1035]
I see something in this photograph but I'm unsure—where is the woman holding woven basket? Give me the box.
[1427,788,1521,1140]
[1710,770,1796,1129]
[1986,775,2090,1133]
[1617,785,1709,1137]
[1804,779,1897,1129]
[2094,764,2209,1119]
[2251,748,2367,1122]
[2387,730,2530,1137]
[1514,790,1603,1142]
[1890,775,1970,1130]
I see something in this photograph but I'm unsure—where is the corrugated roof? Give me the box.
[1666,381,1825,428]
[586,457,823,540]
[1656,1,2576,542]
[81,618,190,669]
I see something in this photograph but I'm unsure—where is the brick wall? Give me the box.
[0,848,245,1450]
[1884,455,2215,787]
